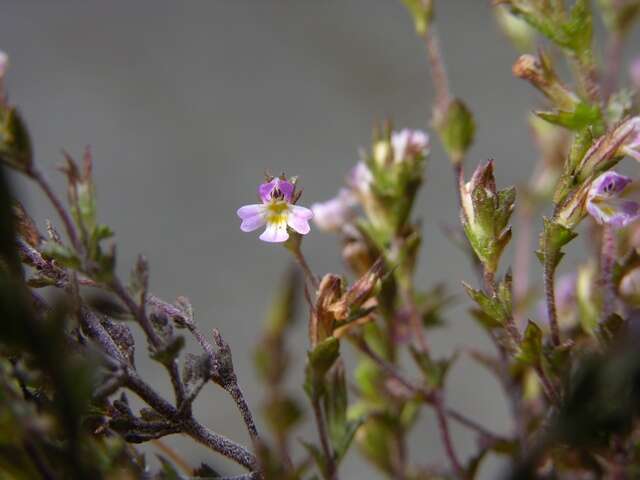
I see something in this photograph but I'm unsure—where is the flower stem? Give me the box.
[287,238,319,290]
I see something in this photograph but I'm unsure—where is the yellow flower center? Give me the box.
[266,201,290,224]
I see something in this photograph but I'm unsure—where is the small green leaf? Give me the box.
[300,440,330,480]
[435,98,476,165]
[305,337,340,399]
[516,320,543,366]
[535,102,602,131]
[41,240,81,270]
[537,217,578,270]
[462,282,510,326]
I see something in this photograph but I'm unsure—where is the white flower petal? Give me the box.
[287,205,313,235]
[259,221,289,243]
[237,204,267,232]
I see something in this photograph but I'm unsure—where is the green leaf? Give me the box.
[462,282,510,326]
[300,440,330,480]
[516,320,543,366]
[410,347,458,389]
[41,240,81,270]
[535,102,602,131]
[435,98,476,165]
[305,337,340,399]
[334,418,365,463]
[537,217,578,270]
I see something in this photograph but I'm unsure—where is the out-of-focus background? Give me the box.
[2,1,639,478]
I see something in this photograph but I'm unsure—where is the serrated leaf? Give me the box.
[462,282,509,325]
[535,102,602,131]
[516,320,543,366]
[41,240,81,269]
[537,217,578,270]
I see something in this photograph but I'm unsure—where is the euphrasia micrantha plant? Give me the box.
[4,1,640,479]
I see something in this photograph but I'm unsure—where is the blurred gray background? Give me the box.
[2,1,639,478]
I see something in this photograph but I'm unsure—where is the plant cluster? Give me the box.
[3,1,640,479]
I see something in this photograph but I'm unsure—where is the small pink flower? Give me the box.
[347,161,373,194]
[237,176,313,243]
[586,171,640,228]
[391,129,429,163]
[311,188,357,232]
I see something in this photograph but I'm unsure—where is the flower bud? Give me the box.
[576,116,638,181]
[460,160,515,273]
[554,181,590,229]
[401,0,433,35]
[495,6,536,52]
[513,53,579,111]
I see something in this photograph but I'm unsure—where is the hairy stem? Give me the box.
[600,225,616,325]
[544,260,561,347]
[125,372,257,471]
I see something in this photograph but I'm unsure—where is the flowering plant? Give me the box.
[4,1,640,480]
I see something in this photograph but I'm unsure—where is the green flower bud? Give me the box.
[461,160,515,273]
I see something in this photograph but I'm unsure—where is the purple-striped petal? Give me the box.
[287,205,313,235]
[586,171,640,228]
[258,178,295,203]
[259,221,289,243]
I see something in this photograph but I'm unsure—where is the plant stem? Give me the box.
[600,225,616,325]
[29,167,82,252]
[125,372,258,471]
[513,205,533,327]
[544,259,561,347]
[290,241,319,290]
[311,397,337,480]
[423,26,451,113]
[603,30,623,101]
[433,391,464,478]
